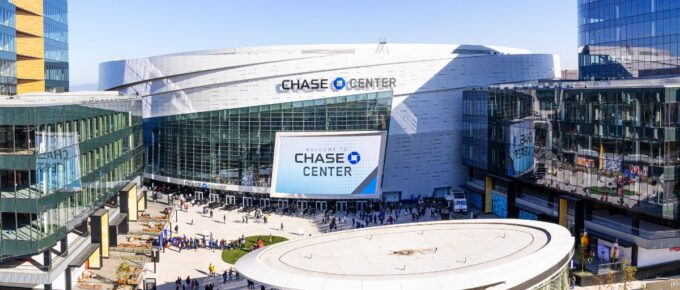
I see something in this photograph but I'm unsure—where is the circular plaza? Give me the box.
[236,219,574,290]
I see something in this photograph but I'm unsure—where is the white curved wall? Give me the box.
[100,43,559,198]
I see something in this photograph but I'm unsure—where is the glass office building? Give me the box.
[463,81,680,272]
[145,92,392,188]
[0,92,142,261]
[0,0,15,95]
[464,85,680,219]
[579,0,680,80]
[43,0,68,92]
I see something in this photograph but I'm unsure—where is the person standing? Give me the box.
[223,270,228,284]
[280,222,284,231]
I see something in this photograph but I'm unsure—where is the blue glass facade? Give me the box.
[0,0,15,95]
[43,0,68,92]
[579,0,680,80]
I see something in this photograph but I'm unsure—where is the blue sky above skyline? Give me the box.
[69,0,577,88]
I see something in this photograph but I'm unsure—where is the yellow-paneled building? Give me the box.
[0,0,68,95]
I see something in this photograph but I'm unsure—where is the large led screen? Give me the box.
[271,131,386,199]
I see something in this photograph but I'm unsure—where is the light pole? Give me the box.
[151,247,159,273]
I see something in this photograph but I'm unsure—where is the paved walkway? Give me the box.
[140,198,338,290]
[141,196,448,289]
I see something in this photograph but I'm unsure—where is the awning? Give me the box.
[586,229,635,248]
[68,243,100,267]
[110,213,128,227]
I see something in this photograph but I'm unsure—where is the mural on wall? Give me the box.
[507,120,535,177]
[35,132,82,194]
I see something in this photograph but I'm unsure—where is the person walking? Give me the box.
[223,270,228,284]
[280,222,284,231]
[223,214,226,224]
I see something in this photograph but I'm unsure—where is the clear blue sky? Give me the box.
[69,0,577,88]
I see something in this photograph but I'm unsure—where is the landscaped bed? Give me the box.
[221,235,288,264]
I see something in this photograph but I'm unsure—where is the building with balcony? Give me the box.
[0,91,143,289]
[462,79,680,276]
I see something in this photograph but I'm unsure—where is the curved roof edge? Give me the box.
[99,43,535,65]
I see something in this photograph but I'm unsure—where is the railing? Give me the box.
[589,215,680,240]
[50,234,88,270]
[466,177,485,190]
[518,194,557,208]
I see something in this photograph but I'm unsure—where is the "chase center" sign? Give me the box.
[271,131,386,199]
[280,77,396,91]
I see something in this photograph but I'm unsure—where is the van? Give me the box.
[446,190,468,214]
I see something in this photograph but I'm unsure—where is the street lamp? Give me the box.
[151,247,160,273]
[151,247,161,273]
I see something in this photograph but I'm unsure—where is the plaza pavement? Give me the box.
[141,195,444,290]
[141,199,326,289]
[135,194,659,290]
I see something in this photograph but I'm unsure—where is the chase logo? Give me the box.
[332,77,346,90]
[347,151,361,165]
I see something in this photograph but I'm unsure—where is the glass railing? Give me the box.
[466,177,485,189]
[517,194,557,209]
[589,215,680,240]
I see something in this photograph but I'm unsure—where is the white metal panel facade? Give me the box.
[100,43,559,199]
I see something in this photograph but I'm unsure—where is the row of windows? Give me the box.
[45,65,67,81]
[0,7,14,28]
[0,31,15,53]
[0,58,14,78]
[44,23,67,43]
[580,0,680,25]
[146,92,393,186]
[45,43,67,62]
[581,18,680,45]
[43,1,67,24]
[0,112,138,155]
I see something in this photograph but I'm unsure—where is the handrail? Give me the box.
[589,215,680,240]
[517,194,558,208]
